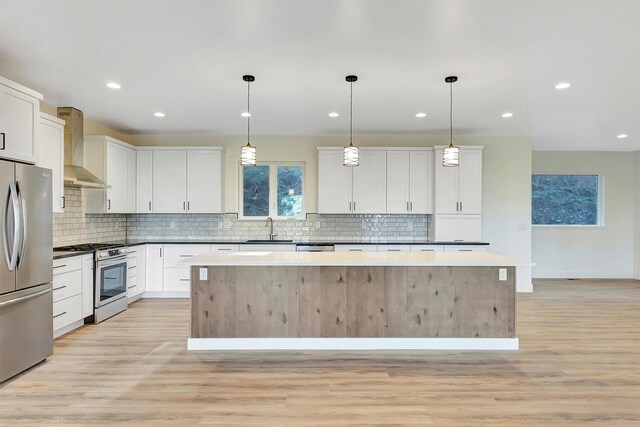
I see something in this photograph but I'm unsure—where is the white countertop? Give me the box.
[183,251,529,267]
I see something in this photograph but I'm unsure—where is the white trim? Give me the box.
[135,146,224,152]
[533,270,634,279]
[0,75,44,100]
[39,112,65,125]
[141,291,189,298]
[53,320,84,339]
[188,337,519,351]
[317,146,434,152]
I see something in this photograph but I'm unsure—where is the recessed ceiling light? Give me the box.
[555,82,571,89]
[415,112,426,118]
[241,112,251,117]
[617,134,628,139]
[501,112,513,118]
[106,82,121,89]
[328,112,339,117]
[153,112,165,118]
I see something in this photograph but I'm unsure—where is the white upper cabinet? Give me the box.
[0,77,42,164]
[352,150,386,213]
[386,150,433,214]
[434,146,483,215]
[84,136,137,214]
[153,150,187,213]
[318,150,353,214]
[186,150,222,213]
[37,113,65,212]
[136,151,153,213]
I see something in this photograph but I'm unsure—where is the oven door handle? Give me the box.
[97,256,127,267]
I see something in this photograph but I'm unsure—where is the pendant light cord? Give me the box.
[349,80,353,146]
[449,80,453,146]
[247,80,251,145]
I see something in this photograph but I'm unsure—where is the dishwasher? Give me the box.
[296,245,335,252]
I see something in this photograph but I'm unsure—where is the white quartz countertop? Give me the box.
[183,251,530,267]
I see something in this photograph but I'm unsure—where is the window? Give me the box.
[240,162,305,219]
[532,174,603,226]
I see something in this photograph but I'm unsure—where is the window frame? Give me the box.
[531,172,605,228]
[238,161,306,220]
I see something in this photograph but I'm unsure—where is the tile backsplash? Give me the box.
[54,188,430,245]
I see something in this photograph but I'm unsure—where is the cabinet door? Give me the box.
[126,148,136,213]
[456,215,482,241]
[433,148,459,214]
[38,117,64,212]
[386,151,409,214]
[318,151,352,213]
[187,150,222,213]
[153,150,187,213]
[136,151,153,213]
[145,245,164,292]
[457,150,482,214]
[409,151,433,214]
[434,215,458,242]
[106,142,129,213]
[81,254,94,318]
[353,151,386,213]
[0,84,39,164]
[136,247,146,295]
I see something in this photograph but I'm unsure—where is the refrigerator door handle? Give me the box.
[16,182,27,269]
[2,181,21,271]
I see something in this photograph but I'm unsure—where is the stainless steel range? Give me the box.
[54,243,129,323]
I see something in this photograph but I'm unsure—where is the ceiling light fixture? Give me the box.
[328,112,339,118]
[442,76,459,167]
[240,75,257,167]
[501,112,513,118]
[106,82,121,89]
[416,112,426,118]
[617,134,628,139]
[343,75,359,167]
[153,112,165,117]
[555,82,571,89]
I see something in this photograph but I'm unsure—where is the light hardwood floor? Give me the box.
[0,279,639,426]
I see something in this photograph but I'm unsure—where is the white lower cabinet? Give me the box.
[81,254,94,318]
[434,214,482,242]
[127,246,145,301]
[163,268,191,292]
[240,244,296,252]
[145,245,164,292]
[53,256,86,338]
[211,244,239,253]
[443,245,488,252]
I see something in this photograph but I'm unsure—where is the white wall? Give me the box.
[130,134,534,290]
[635,152,640,280]
[532,152,635,279]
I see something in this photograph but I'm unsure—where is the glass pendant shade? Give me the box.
[240,143,257,166]
[442,144,459,167]
[343,142,359,167]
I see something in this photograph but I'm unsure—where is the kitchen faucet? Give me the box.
[266,217,277,241]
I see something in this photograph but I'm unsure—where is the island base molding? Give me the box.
[188,337,519,351]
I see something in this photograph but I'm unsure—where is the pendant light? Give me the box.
[240,75,257,166]
[442,75,460,167]
[343,75,359,167]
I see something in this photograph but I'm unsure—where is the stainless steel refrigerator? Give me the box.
[0,159,53,383]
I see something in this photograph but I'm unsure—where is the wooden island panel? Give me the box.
[191,266,515,339]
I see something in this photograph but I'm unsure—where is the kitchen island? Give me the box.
[185,251,527,351]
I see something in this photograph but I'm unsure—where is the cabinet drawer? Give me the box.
[163,245,211,268]
[127,275,138,297]
[127,263,138,278]
[163,268,191,292]
[53,294,83,331]
[410,245,445,252]
[334,245,377,252]
[377,245,410,252]
[52,269,82,303]
[126,255,138,269]
[52,256,82,274]
[211,244,239,253]
[443,245,488,252]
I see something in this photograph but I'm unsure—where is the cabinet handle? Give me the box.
[179,278,190,282]
[128,285,136,289]
[353,202,356,211]
[183,201,186,211]
[454,239,464,242]
[53,285,67,291]
[218,248,232,251]
[61,196,65,209]
[387,249,401,252]
[406,202,409,211]
[53,264,66,269]
[0,132,5,150]
[460,202,462,211]
[349,201,351,211]
[108,199,111,210]
[53,311,67,319]
[188,201,190,210]
[420,249,434,252]
[410,201,413,211]
[179,255,193,257]
[128,266,136,270]
[148,201,151,211]
[349,249,363,252]
[459,249,473,252]
[160,248,163,257]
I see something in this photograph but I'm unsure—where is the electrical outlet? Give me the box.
[199,268,208,281]
[499,268,507,281]
[315,221,320,229]
[170,221,176,229]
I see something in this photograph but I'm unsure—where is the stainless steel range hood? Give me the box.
[57,107,108,188]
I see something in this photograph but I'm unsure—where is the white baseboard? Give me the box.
[141,291,189,298]
[533,271,634,279]
[187,337,519,351]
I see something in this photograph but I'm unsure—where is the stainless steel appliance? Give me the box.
[296,245,335,252]
[54,243,129,323]
[1,159,53,383]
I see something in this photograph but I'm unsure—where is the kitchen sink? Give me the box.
[245,239,294,243]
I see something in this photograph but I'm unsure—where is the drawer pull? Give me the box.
[179,255,194,257]
[349,249,363,252]
[128,266,136,270]
[420,249,434,252]
[179,279,190,282]
[53,311,67,319]
[53,264,67,269]
[387,249,401,252]
[459,249,473,252]
[128,285,136,289]
[53,285,67,291]
[218,248,232,251]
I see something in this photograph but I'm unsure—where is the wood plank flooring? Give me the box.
[0,279,639,426]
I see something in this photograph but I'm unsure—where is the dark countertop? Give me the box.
[53,250,94,260]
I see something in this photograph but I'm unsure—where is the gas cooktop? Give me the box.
[54,242,125,252]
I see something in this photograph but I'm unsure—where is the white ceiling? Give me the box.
[1,0,638,150]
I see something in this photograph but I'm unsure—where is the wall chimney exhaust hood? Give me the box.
[56,107,108,188]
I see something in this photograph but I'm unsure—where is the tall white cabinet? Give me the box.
[433,146,483,241]
[136,151,153,212]
[386,149,433,214]
[0,76,42,164]
[37,113,65,212]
